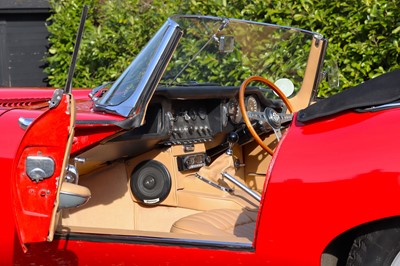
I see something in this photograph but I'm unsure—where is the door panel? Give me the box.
[12,91,75,249]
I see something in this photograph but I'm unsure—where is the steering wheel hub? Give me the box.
[265,108,281,129]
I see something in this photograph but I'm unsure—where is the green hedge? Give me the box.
[46,0,399,96]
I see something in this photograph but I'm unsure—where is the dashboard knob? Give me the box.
[188,126,195,134]
[198,126,204,135]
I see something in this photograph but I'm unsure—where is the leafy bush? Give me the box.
[46,0,172,88]
[46,0,399,96]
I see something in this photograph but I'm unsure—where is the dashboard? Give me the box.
[96,85,282,167]
[154,85,281,146]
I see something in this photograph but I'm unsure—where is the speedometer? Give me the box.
[245,95,260,112]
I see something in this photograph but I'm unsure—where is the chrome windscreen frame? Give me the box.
[94,19,183,128]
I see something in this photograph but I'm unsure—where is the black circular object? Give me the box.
[265,107,281,129]
[130,160,172,205]
[227,131,239,144]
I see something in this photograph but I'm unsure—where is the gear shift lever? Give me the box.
[226,132,239,156]
[195,131,239,193]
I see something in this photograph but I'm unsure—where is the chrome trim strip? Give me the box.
[172,14,320,36]
[55,231,254,251]
[95,19,182,121]
[361,102,400,111]
[75,120,120,125]
[310,35,328,103]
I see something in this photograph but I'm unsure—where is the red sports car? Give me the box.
[1,10,400,265]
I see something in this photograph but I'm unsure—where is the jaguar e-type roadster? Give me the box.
[2,8,400,265]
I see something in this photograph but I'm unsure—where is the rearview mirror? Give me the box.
[219,36,234,53]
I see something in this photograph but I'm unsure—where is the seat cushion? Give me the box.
[170,208,257,241]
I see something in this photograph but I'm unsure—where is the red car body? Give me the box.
[1,14,400,266]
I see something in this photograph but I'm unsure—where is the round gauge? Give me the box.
[227,98,242,124]
[245,95,260,112]
[221,105,228,127]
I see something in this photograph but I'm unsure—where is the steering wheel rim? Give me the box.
[239,75,294,156]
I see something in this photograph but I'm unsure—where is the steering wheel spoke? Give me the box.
[271,127,282,141]
[247,111,267,122]
[279,113,293,124]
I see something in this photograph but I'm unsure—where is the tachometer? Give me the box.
[227,98,242,124]
[245,95,260,112]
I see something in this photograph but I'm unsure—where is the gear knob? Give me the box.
[226,132,239,155]
[228,132,239,144]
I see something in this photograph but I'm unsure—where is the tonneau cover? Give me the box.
[297,69,400,123]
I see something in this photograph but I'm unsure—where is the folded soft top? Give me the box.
[297,69,400,123]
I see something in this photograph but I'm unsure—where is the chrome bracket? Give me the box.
[48,89,64,109]
[18,117,34,130]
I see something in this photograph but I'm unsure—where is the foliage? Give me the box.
[163,18,311,98]
[46,0,172,88]
[46,0,399,96]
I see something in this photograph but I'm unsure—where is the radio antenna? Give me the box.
[64,5,88,94]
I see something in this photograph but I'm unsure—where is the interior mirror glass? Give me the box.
[219,36,234,53]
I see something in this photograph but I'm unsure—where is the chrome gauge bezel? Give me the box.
[227,95,260,124]
[245,95,260,112]
[227,97,242,124]
[221,104,228,127]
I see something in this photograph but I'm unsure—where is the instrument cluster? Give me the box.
[226,95,260,124]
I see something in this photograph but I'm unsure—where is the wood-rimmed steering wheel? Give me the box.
[239,76,294,156]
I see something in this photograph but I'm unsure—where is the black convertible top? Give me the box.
[297,69,400,123]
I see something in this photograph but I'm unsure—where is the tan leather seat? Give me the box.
[170,208,257,241]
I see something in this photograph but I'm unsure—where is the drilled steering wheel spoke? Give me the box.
[247,111,267,122]
[279,113,293,124]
